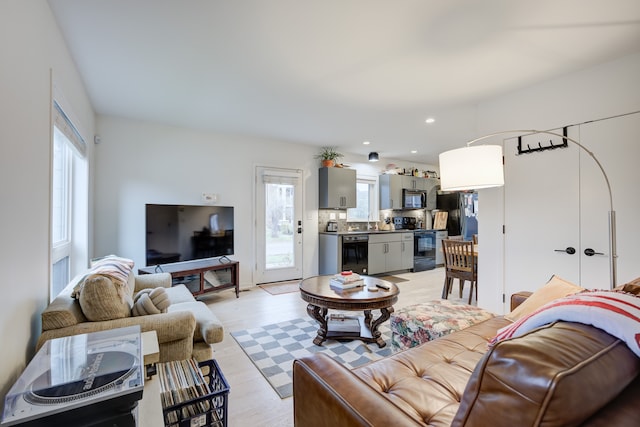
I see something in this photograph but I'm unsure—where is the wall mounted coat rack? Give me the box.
[517,126,569,155]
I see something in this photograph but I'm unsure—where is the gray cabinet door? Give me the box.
[367,242,386,275]
[402,175,426,190]
[385,241,403,272]
[425,178,440,210]
[319,234,340,275]
[379,175,403,209]
[368,233,408,274]
[435,230,447,265]
[400,233,414,270]
[319,167,356,208]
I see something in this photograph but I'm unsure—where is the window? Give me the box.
[51,100,87,300]
[347,177,379,222]
[51,127,72,297]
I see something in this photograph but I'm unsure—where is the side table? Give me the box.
[139,330,163,427]
[139,258,240,298]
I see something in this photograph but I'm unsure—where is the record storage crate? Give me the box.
[159,359,229,427]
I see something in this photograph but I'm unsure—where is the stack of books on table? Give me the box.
[327,314,361,335]
[330,272,364,290]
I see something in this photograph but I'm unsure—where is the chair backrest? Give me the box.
[472,234,478,244]
[442,239,476,274]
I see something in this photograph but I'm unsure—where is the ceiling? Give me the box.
[48,0,640,164]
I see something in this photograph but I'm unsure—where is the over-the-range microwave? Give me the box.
[402,188,427,208]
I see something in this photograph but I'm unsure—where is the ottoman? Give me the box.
[391,300,495,351]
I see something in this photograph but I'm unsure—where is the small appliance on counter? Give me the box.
[326,221,338,232]
[393,216,420,230]
[393,217,404,230]
[402,217,417,230]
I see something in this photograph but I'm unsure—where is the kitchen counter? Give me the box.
[319,229,433,235]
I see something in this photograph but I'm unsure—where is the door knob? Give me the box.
[584,248,604,256]
[554,247,576,255]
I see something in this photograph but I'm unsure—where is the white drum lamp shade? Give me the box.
[439,145,504,191]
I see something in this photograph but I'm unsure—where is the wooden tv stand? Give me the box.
[138,258,239,298]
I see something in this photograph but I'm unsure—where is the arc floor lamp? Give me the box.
[438,129,617,289]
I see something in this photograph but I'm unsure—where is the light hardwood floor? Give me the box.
[200,267,472,427]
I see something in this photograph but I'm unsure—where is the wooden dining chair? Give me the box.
[472,234,478,244]
[441,239,477,304]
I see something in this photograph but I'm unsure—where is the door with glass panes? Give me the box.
[255,167,303,283]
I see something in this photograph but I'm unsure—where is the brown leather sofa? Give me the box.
[293,292,640,426]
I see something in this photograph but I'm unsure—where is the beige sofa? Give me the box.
[38,271,223,362]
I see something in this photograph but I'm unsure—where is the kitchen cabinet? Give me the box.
[378,174,403,210]
[319,233,340,275]
[368,234,399,275]
[400,232,414,270]
[435,230,447,266]
[379,175,440,210]
[403,175,426,190]
[368,232,412,274]
[425,178,440,210]
[319,167,356,208]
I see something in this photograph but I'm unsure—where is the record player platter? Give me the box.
[2,327,144,427]
[26,351,136,405]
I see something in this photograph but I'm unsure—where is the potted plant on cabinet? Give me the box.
[315,146,344,167]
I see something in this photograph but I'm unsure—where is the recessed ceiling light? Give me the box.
[425,117,435,124]
[363,141,370,145]
[411,150,417,154]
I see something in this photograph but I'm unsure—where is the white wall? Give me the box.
[475,52,640,314]
[94,116,438,287]
[0,0,95,404]
[93,116,322,285]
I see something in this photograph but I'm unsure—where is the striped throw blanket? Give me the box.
[71,255,134,300]
[88,255,134,287]
[490,290,640,357]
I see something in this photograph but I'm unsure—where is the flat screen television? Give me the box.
[145,204,234,266]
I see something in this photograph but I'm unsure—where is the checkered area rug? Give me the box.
[230,317,392,398]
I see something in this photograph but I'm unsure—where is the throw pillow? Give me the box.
[71,255,135,300]
[505,275,584,322]
[132,288,171,316]
[614,276,640,296]
[78,274,133,321]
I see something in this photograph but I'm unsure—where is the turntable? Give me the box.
[2,326,144,426]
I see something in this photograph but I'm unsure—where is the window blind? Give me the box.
[53,100,86,157]
[261,169,301,185]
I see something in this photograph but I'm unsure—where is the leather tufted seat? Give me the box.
[293,290,640,427]
[356,318,507,423]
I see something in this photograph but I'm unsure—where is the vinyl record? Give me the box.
[25,351,136,405]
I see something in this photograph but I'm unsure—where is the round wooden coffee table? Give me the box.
[299,275,399,348]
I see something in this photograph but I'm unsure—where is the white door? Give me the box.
[255,167,303,284]
[503,116,640,308]
[578,113,640,289]
[503,128,581,306]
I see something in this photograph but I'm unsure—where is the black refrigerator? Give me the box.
[435,191,478,240]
